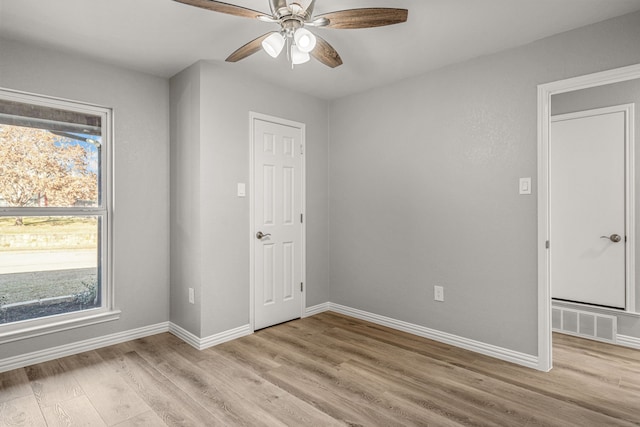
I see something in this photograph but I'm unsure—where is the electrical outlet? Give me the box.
[188,288,195,304]
[434,285,444,302]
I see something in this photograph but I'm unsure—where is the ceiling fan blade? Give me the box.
[311,35,343,68]
[314,8,408,29]
[306,17,329,27]
[174,0,268,20]
[226,33,271,63]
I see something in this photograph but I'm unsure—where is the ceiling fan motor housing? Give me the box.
[282,18,303,36]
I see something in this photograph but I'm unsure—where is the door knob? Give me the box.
[600,234,622,243]
[256,231,271,240]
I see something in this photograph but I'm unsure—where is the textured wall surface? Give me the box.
[170,62,330,338]
[170,63,203,336]
[0,38,170,358]
[3,10,640,362]
[328,11,640,356]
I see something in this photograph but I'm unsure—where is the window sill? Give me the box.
[0,309,121,344]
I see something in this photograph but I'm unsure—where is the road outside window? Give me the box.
[0,91,112,331]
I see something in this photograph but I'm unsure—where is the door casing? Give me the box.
[538,63,640,372]
[249,112,306,331]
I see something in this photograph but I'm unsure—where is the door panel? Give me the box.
[550,108,626,308]
[253,118,303,330]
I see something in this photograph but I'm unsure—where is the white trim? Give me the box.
[327,303,540,370]
[249,114,256,330]
[304,302,331,317]
[626,103,636,312]
[538,63,640,373]
[540,64,640,96]
[616,334,640,350]
[0,305,548,374]
[168,322,252,350]
[249,112,307,332]
[537,83,552,372]
[167,322,200,349]
[0,310,121,344]
[0,88,115,342]
[0,321,169,373]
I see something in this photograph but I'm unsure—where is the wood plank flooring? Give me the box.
[1,312,640,426]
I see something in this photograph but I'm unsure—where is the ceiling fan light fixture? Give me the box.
[174,0,408,69]
[291,45,310,64]
[262,32,286,58]
[293,28,316,53]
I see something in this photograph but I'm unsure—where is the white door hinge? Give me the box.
[300,143,304,155]
[300,282,304,292]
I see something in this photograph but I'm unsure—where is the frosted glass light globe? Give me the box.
[293,28,316,53]
[262,32,285,58]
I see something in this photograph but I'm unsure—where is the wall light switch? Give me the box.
[237,183,246,197]
[519,177,532,195]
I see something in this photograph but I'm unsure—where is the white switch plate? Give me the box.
[188,288,195,304]
[434,285,444,302]
[237,183,246,197]
[519,177,532,195]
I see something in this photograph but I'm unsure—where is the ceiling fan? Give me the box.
[173,0,408,68]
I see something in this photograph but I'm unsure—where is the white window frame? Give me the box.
[0,88,119,344]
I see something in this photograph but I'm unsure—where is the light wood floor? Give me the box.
[1,312,640,426]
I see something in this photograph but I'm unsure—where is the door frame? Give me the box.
[537,63,640,372]
[249,111,306,331]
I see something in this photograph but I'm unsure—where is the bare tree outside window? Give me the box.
[0,93,110,327]
[0,125,98,223]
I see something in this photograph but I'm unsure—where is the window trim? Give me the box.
[0,88,117,343]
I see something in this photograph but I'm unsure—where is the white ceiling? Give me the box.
[2,0,640,99]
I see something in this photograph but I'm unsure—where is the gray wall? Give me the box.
[0,39,170,358]
[170,62,203,336]
[3,9,640,362]
[170,61,329,337]
[328,11,640,356]
[552,79,640,338]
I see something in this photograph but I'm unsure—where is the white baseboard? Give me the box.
[169,322,252,350]
[326,303,540,370]
[0,322,170,373]
[617,334,640,350]
[0,303,547,373]
[304,302,331,317]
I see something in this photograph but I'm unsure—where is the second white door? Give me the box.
[253,115,304,330]
[550,105,630,309]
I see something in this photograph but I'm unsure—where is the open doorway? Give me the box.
[538,64,640,371]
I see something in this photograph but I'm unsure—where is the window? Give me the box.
[0,89,117,342]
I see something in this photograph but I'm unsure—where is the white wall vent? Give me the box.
[552,306,617,344]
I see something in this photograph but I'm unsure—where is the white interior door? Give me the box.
[252,116,304,330]
[550,106,628,309]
